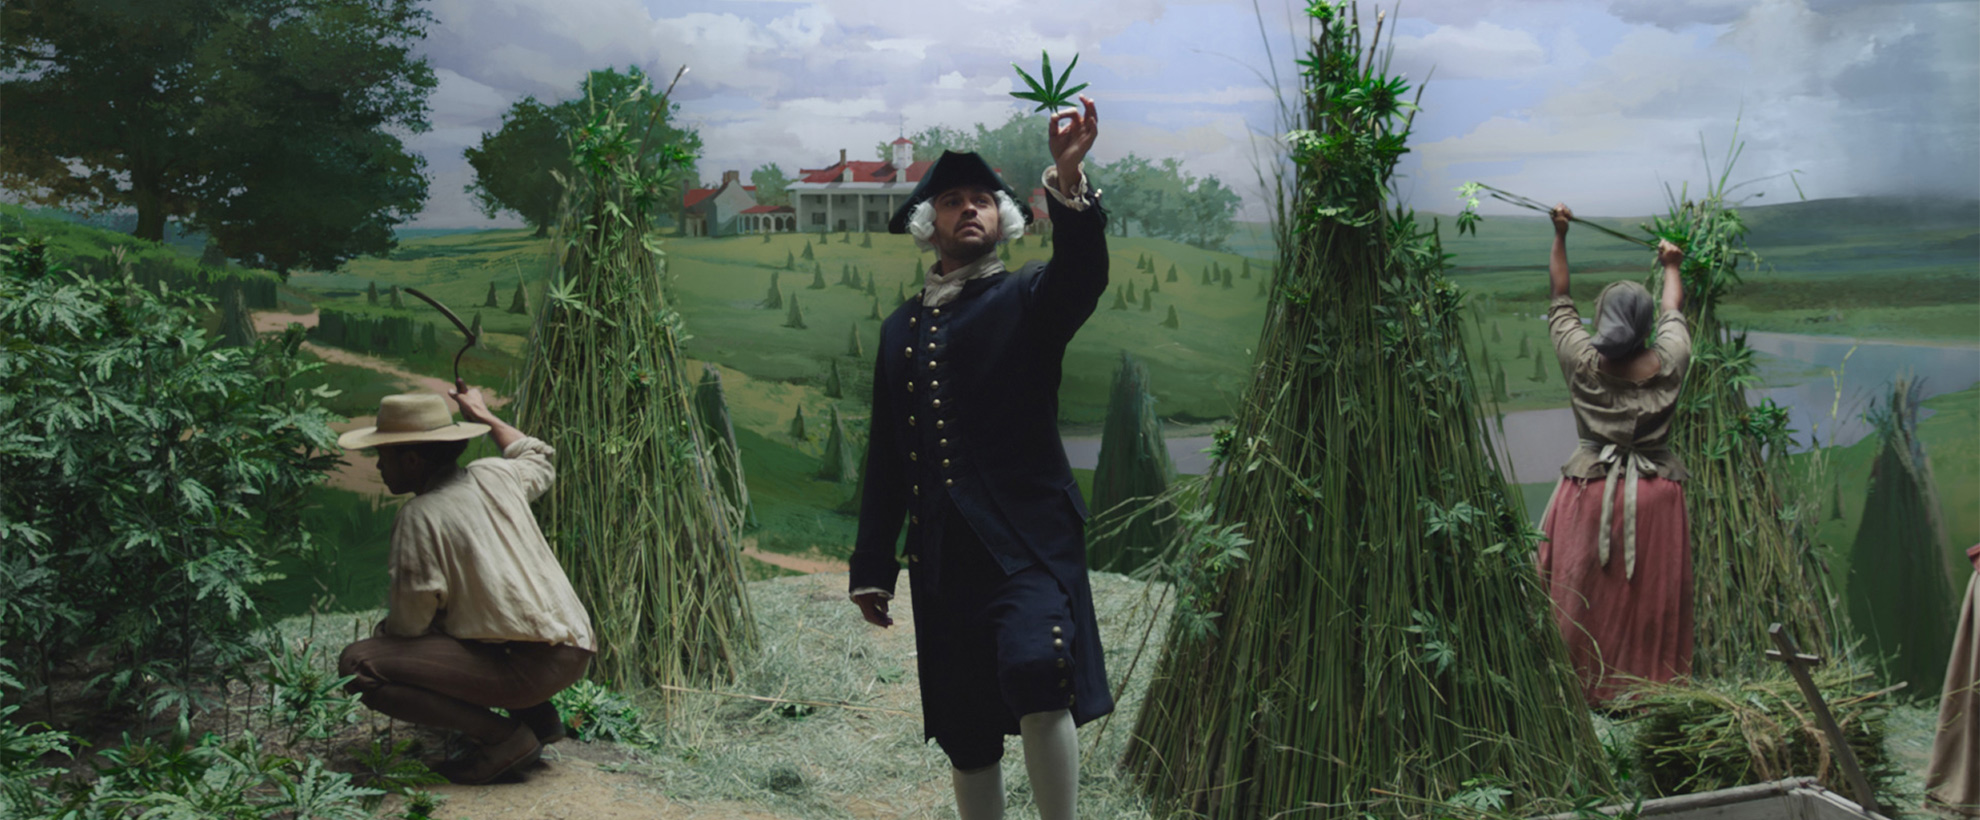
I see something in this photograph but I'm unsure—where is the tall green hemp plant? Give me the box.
[511,69,756,692]
[1124,4,1609,816]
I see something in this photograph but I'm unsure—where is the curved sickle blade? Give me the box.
[403,287,477,386]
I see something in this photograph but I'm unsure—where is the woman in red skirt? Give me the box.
[1536,204,1693,706]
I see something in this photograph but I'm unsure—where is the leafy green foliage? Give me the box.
[1126,3,1612,815]
[466,66,703,236]
[1,0,436,269]
[1009,51,1088,113]
[0,237,340,713]
[257,639,360,747]
[1093,154,1244,249]
[551,679,660,747]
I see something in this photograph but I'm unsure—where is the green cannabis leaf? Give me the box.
[1010,50,1087,112]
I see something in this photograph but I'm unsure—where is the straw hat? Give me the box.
[337,394,490,450]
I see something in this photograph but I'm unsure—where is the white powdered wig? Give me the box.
[907,192,1027,252]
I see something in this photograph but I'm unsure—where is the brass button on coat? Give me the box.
[908,415,917,426]
[940,438,949,447]
[941,459,950,468]
[927,343,936,351]
[1052,626,1063,636]
[903,346,912,358]
[927,361,937,370]
[931,381,940,389]
[910,452,918,461]
[933,399,943,408]
[932,308,942,316]
[1053,638,1064,649]
[1056,658,1067,669]
[936,420,945,429]
[944,478,954,487]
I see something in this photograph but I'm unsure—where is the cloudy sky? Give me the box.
[406,0,1978,227]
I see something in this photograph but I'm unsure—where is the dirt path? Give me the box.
[742,542,849,575]
[259,310,511,495]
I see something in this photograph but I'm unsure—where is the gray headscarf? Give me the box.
[1591,280,1654,360]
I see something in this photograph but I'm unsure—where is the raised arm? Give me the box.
[1549,203,1572,300]
[1027,96,1109,339]
[1657,240,1684,314]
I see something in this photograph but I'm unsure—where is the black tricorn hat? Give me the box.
[887,150,1034,234]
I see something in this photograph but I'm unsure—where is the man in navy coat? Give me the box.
[848,95,1107,820]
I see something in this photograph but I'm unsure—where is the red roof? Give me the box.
[740,204,794,214]
[890,137,913,145]
[797,160,933,185]
[682,183,757,208]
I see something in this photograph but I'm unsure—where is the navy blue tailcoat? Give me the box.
[849,190,1115,731]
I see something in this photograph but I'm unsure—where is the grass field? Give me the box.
[11,197,1973,613]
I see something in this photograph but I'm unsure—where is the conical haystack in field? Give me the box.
[825,358,844,399]
[695,364,756,531]
[1651,154,1838,676]
[1847,376,1958,690]
[818,405,857,483]
[1087,351,1175,573]
[763,272,782,309]
[511,81,755,691]
[1126,7,1607,816]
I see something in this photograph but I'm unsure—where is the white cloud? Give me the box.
[426,70,514,128]
[1609,0,1761,28]
[1107,85,1278,105]
[1391,21,1549,79]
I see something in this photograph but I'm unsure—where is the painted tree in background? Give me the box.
[695,364,755,532]
[1848,376,1958,691]
[1126,5,1608,815]
[1,0,435,274]
[1087,352,1176,573]
[466,67,703,237]
[511,78,754,690]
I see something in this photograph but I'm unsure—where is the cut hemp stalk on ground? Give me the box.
[1123,3,1610,817]
[511,69,756,694]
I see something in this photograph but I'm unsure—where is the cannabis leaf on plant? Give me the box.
[1010,51,1087,113]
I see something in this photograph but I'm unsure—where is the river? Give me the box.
[1063,331,1980,484]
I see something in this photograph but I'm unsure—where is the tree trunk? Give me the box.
[132,180,168,242]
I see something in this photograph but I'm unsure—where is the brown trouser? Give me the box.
[338,633,592,745]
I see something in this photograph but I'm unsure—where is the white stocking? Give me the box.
[952,762,1005,820]
[1020,709,1078,820]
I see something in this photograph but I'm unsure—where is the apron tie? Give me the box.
[1588,440,1659,580]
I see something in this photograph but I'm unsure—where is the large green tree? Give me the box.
[0,0,436,273]
[749,163,791,207]
[462,97,565,236]
[465,66,702,236]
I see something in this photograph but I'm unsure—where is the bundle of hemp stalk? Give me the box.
[512,73,756,691]
[1626,668,1900,801]
[1122,3,1610,816]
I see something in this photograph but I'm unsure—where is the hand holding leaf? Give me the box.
[1011,50,1088,113]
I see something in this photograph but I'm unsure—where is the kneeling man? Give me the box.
[337,383,594,785]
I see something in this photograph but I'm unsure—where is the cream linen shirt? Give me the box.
[382,437,596,650]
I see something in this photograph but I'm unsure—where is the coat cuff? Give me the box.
[848,586,894,602]
[1042,165,1097,211]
